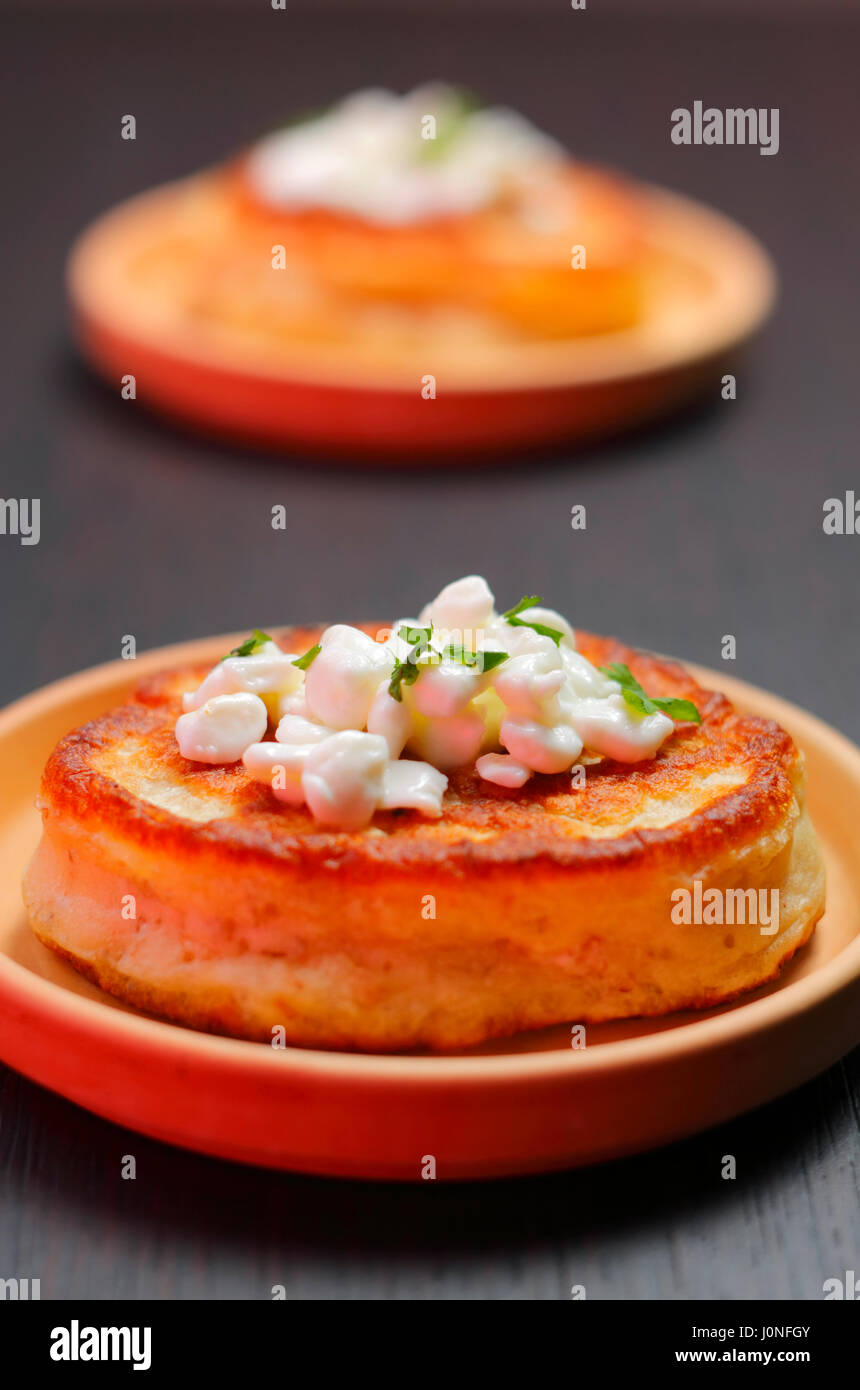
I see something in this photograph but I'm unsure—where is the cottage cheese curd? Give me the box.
[176,577,689,827]
[245,86,565,225]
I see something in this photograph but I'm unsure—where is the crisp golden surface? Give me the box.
[23,628,825,1050]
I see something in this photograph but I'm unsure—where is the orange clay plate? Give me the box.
[68,177,776,459]
[1,635,857,1181]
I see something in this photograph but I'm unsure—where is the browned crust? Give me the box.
[38,626,800,878]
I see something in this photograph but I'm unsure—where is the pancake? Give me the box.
[23,627,825,1051]
[70,158,646,391]
[217,158,646,345]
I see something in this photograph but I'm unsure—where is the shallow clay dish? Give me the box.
[1,636,857,1180]
[68,180,776,459]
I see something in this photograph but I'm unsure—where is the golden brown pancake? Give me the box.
[75,160,646,387]
[23,628,825,1051]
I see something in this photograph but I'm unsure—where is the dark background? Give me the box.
[1,2,858,1299]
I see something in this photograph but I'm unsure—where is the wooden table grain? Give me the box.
[0,3,857,1300]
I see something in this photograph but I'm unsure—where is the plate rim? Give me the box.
[2,633,858,1087]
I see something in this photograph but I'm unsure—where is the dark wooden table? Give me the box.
[1,3,858,1299]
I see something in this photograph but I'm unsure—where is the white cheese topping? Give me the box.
[275,711,335,745]
[408,708,487,772]
[304,624,394,730]
[245,86,565,225]
[379,759,448,817]
[181,642,302,714]
[176,578,693,828]
[475,753,532,789]
[499,717,583,775]
[366,683,413,758]
[242,736,309,806]
[420,574,496,633]
[175,692,268,764]
[493,651,565,720]
[566,693,674,762]
[300,731,389,830]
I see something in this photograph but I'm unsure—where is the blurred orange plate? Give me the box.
[1,638,858,1180]
[68,177,777,459]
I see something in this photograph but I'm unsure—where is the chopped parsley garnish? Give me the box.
[292,642,321,671]
[600,663,701,724]
[442,644,509,673]
[416,87,481,163]
[388,660,420,702]
[222,629,273,661]
[502,595,564,646]
[388,624,433,702]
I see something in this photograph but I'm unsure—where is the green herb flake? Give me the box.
[442,644,509,673]
[503,595,542,620]
[388,658,420,702]
[479,650,510,672]
[388,625,434,702]
[397,624,432,646]
[416,88,482,163]
[600,662,701,724]
[292,642,321,671]
[502,595,563,646]
[222,629,273,661]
